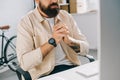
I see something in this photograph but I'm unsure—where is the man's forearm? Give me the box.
[70,45,80,53]
[68,41,80,53]
[40,42,54,58]
[64,38,80,53]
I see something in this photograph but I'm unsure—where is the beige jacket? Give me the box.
[16,8,89,80]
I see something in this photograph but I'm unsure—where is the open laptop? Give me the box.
[100,0,120,80]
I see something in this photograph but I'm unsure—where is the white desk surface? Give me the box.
[38,60,99,80]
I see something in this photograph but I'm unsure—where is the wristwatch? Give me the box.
[48,38,57,47]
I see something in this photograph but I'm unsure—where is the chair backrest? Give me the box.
[8,61,32,80]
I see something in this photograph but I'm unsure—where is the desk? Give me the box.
[38,60,99,80]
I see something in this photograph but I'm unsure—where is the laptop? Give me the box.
[100,0,120,80]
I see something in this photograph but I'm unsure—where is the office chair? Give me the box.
[79,54,95,62]
[8,61,32,80]
[8,54,95,80]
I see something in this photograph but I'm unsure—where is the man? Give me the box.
[16,0,89,80]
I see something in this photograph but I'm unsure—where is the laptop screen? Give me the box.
[100,0,120,80]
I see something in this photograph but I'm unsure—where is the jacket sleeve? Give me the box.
[68,13,89,55]
[16,17,43,71]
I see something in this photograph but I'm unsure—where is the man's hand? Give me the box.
[52,22,69,44]
[52,22,80,53]
[41,22,69,58]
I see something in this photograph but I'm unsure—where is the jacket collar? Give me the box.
[34,7,45,22]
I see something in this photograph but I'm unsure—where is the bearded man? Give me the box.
[16,0,89,80]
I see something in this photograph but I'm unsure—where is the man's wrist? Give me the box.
[48,38,57,47]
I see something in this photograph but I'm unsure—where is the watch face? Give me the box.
[49,38,55,43]
[48,38,57,47]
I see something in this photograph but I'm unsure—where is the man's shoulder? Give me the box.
[59,10,70,15]
[57,10,71,19]
[20,9,35,21]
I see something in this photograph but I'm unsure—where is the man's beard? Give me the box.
[39,2,60,18]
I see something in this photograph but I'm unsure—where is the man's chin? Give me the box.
[47,14,58,18]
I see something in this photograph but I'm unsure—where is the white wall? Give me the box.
[0,0,34,54]
[0,0,34,37]
[72,12,98,49]
[87,0,99,11]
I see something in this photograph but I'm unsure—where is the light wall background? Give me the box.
[0,0,34,37]
[73,12,98,49]
[0,0,34,54]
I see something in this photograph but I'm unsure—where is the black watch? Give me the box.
[48,38,57,47]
